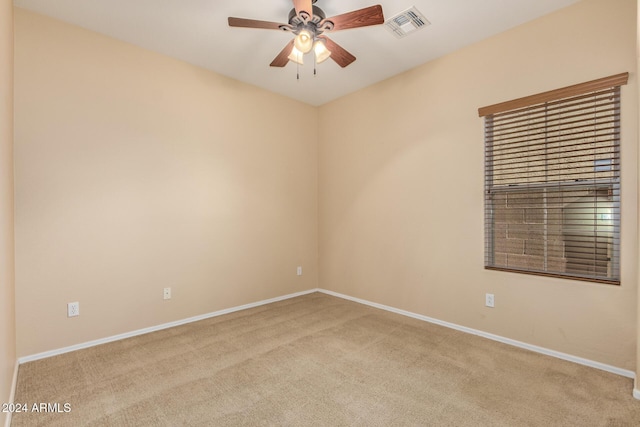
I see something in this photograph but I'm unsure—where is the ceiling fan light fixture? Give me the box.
[287,46,305,65]
[313,40,331,63]
[294,29,314,53]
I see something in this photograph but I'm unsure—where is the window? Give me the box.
[479,73,628,285]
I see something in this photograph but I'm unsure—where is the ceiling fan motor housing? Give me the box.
[287,5,329,35]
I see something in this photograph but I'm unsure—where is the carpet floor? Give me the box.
[11,292,640,426]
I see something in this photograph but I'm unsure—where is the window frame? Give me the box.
[478,73,628,285]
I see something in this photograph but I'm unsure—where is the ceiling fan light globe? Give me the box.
[313,40,331,64]
[288,46,305,65]
[294,30,314,54]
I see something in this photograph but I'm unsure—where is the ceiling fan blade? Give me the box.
[228,17,289,30]
[293,0,313,21]
[318,36,356,68]
[270,40,295,67]
[323,5,384,31]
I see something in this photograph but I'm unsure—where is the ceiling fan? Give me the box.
[228,0,384,68]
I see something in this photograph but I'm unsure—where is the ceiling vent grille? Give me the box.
[385,6,430,39]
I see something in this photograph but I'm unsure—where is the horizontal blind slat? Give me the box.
[489,114,619,139]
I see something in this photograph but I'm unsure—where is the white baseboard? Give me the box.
[4,360,19,427]
[18,287,635,384]
[19,289,319,364]
[318,289,636,380]
[634,389,640,400]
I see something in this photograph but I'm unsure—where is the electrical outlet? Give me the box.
[67,302,79,317]
[485,293,495,308]
[297,266,303,276]
[163,287,171,300]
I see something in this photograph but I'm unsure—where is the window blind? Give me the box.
[479,73,627,285]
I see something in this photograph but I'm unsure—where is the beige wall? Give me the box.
[636,0,640,392]
[14,8,318,357]
[319,0,638,370]
[0,0,15,424]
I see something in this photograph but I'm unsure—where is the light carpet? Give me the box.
[11,292,640,426]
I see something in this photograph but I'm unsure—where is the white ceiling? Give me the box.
[14,0,580,106]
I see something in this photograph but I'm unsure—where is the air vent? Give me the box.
[385,6,430,39]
